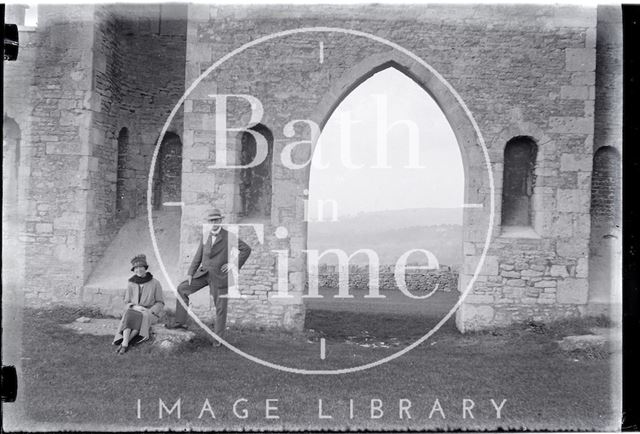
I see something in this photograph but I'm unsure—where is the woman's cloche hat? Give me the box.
[130,254,149,271]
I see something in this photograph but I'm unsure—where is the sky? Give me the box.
[307,67,464,220]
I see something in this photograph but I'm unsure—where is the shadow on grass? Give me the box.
[303,309,615,363]
[304,308,612,345]
[304,308,458,346]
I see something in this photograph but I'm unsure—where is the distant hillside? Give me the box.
[307,208,463,267]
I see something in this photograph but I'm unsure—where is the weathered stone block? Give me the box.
[152,325,196,350]
[54,244,80,261]
[576,258,588,278]
[558,334,606,352]
[556,239,588,258]
[35,223,53,233]
[560,85,589,100]
[557,278,588,304]
[54,212,85,230]
[463,255,499,276]
[464,294,494,304]
[182,172,216,193]
[557,189,589,213]
[549,117,593,134]
[463,242,475,256]
[565,48,596,71]
[534,280,557,288]
[456,303,495,332]
[560,153,592,172]
[521,269,544,278]
[571,71,595,86]
[549,265,569,277]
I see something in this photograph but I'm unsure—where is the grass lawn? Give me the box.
[4,305,620,431]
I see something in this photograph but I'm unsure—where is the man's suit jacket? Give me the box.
[188,228,251,290]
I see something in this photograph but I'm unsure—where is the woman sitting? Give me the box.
[113,254,164,354]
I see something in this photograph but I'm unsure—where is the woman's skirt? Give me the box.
[122,308,143,331]
[113,307,159,345]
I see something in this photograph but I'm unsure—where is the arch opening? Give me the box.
[588,146,622,312]
[304,65,465,329]
[501,136,538,232]
[237,123,274,220]
[152,132,183,210]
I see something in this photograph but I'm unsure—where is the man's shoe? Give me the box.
[165,322,188,330]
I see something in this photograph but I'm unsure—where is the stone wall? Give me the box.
[316,265,458,293]
[3,4,188,302]
[88,6,126,275]
[17,5,97,300]
[2,7,36,289]
[86,4,188,274]
[3,4,621,332]
[181,4,601,331]
[586,5,622,316]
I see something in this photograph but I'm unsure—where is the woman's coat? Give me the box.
[113,277,164,343]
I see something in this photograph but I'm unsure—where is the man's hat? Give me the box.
[206,208,224,220]
[130,254,149,271]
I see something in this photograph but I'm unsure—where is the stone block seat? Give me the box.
[63,316,195,350]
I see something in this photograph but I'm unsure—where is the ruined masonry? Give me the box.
[3,4,622,331]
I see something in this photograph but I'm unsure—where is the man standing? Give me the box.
[166,208,251,345]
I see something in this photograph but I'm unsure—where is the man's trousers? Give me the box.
[175,274,228,337]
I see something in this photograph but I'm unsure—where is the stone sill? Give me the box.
[498,225,541,239]
[18,26,37,32]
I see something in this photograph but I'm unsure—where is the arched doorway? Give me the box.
[501,136,538,229]
[303,57,479,335]
[238,124,273,220]
[588,146,621,313]
[153,132,183,210]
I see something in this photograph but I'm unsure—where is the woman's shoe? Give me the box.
[118,345,128,355]
[134,335,148,344]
